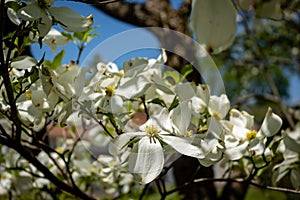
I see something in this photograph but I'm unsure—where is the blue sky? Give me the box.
[31,1,300,105]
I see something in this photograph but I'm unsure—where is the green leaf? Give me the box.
[168,96,179,111]
[163,70,181,84]
[44,50,65,70]
[181,64,193,79]
[149,98,167,108]
[61,32,74,41]
[74,32,85,42]
[5,1,23,12]
[52,50,65,69]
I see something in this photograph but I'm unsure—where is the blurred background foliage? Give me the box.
[216,1,300,111]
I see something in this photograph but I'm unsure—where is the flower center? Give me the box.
[105,86,115,97]
[145,125,161,138]
[211,111,222,120]
[246,130,257,141]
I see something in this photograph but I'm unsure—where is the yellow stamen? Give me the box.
[145,125,161,138]
[211,111,222,120]
[246,130,257,141]
[105,86,115,97]
[186,130,193,137]
[55,146,63,154]
[119,70,124,76]
[26,91,32,100]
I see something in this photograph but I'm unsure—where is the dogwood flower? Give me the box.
[111,108,205,184]
[82,62,124,114]
[51,62,88,101]
[223,107,282,160]
[116,51,173,100]
[17,0,93,37]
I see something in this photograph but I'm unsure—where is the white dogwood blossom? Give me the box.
[111,108,205,184]
[222,108,282,160]
[17,0,93,37]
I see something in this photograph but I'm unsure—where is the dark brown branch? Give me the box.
[95,0,191,33]
[0,16,24,142]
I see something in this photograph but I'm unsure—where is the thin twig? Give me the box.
[139,183,150,200]
[192,178,300,195]
[0,135,96,199]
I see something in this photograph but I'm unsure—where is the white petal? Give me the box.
[229,109,248,128]
[249,138,265,155]
[31,89,50,110]
[140,108,173,133]
[162,135,205,159]
[231,125,249,140]
[207,117,224,139]
[43,28,69,52]
[224,134,239,148]
[11,56,37,69]
[110,95,123,114]
[191,96,207,114]
[209,94,230,119]
[17,3,44,21]
[283,129,300,153]
[38,14,52,37]
[190,0,237,54]
[109,132,145,154]
[7,8,21,25]
[128,137,164,184]
[174,82,195,101]
[225,142,249,160]
[74,67,89,98]
[242,110,254,129]
[198,157,218,167]
[171,100,192,136]
[123,58,148,77]
[49,7,93,32]
[196,84,210,106]
[152,74,174,95]
[259,107,282,137]
[116,76,151,99]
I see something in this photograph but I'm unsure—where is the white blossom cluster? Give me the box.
[1,0,299,198]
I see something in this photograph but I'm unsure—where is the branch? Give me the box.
[233,93,281,106]
[94,0,191,33]
[0,135,96,200]
[0,16,24,142]
[193,178,300,195]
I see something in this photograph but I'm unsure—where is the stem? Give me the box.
[76,44,84,65]
[139,183,150,200]
[78,101,114,138]
[141,96,149,120]
[0,0,4,65]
